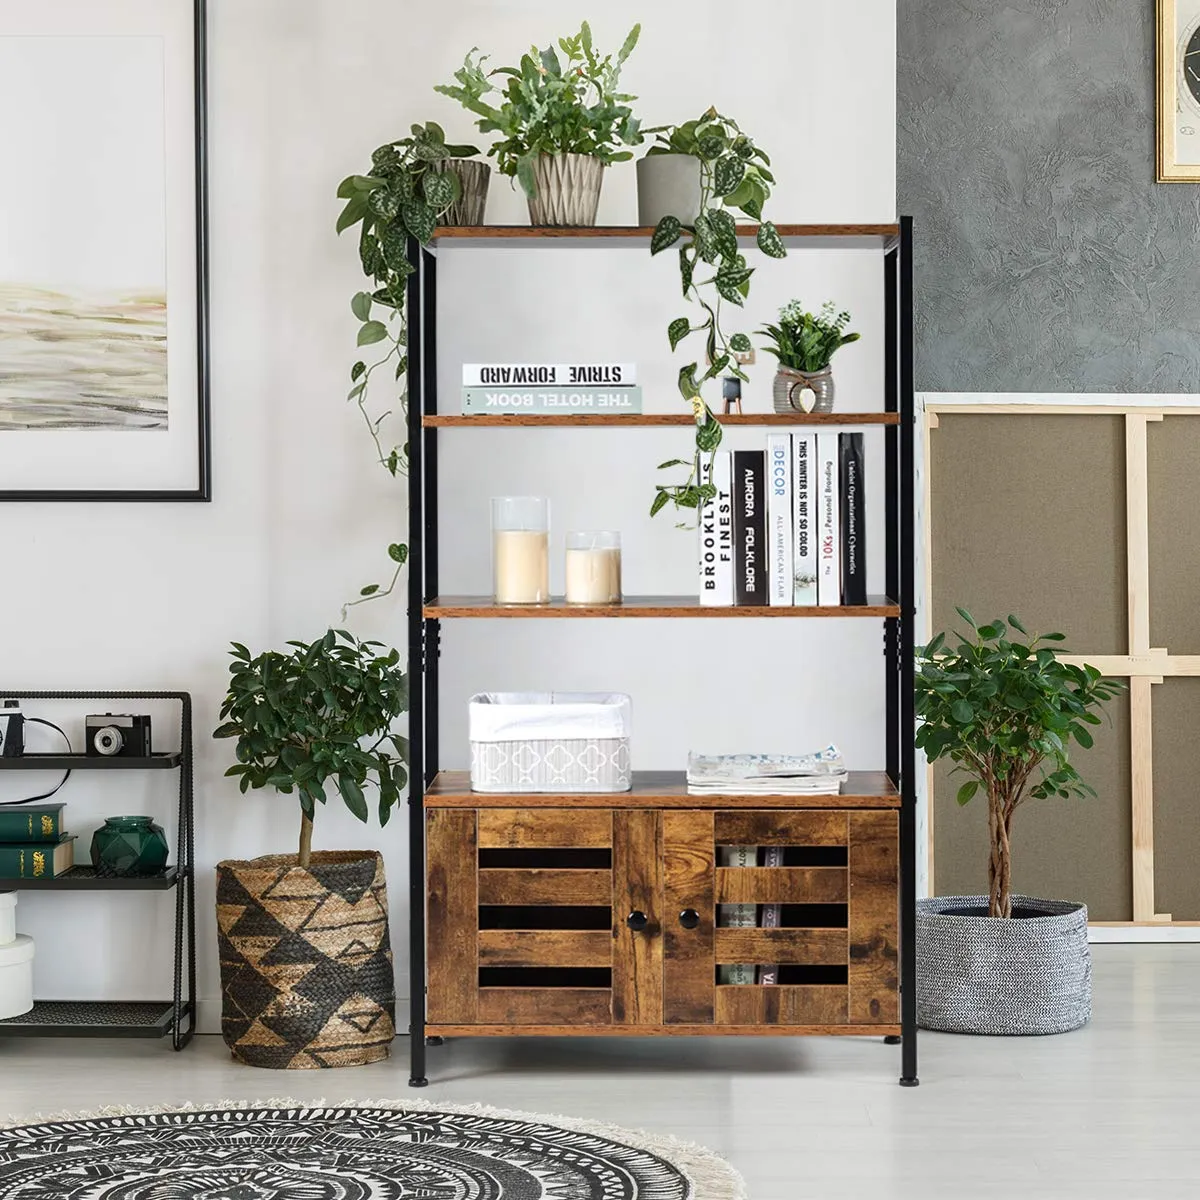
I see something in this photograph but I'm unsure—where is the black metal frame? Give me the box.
[0,0,211,503]
[0,691,196,1049]
[405,221,918,1087]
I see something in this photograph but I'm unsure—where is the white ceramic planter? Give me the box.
[0,892,15,945]
[0,934,34,1019]
[636,154,702,226]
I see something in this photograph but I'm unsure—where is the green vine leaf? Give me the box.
[359,584,381,596]
[401,199,436,243]
[714,265,753,305]
[756,220,787,259]
[693,212,718,264]
[336,193,369,235]
[729,333,752,353]
[696,413,723,452]
[713,154,745,196]
[421,170,456,210]
[706,208,738,260]
[657,458,689,470]
[368,188,400,223]
[679,244,694,295]
[668,317,690,351]
[650,491,670,517]
[350,361,367,382]
[351,293,373,322]
[651,215,682,255]
[388,542,409,564]
[357,321,388,346]
[677,364,701,400]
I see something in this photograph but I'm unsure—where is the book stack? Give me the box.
[462,363,642,415]
[0,803,75,879]
[699,431,867,607]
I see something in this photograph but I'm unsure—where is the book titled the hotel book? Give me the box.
[461,363,641,414]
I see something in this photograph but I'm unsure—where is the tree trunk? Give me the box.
[298,811,314,869]
[987,793,1013,918]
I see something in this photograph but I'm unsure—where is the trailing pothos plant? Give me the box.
[647,110,786,519]
[336,123,478,614]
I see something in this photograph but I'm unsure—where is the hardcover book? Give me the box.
[815,432,841,606]
[766,434,793,607]
[791,433,817,605]
[839,432,867,605]
[717,844,757,985]
[461,386,643,415]
[0,835,75,879]
[699,451,734,606]
[0,802,66,843]
[732,451,767,606]
[756,845,786,985]
[462,363,637,387]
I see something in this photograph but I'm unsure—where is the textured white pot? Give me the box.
[0,934,34,1019]
[527,154,604,227]
[0,892,15,946]
[636,154,702,226]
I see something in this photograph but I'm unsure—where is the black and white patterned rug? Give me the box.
[0,1101,746,1199]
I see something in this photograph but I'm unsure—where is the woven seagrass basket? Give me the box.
[216,850,395,1069]
[916,894,1090,1035]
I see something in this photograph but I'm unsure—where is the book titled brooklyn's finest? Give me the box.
[462,363,637,387]
[791,433,817,605]
[815,432,841,606]
[0,802,66,843]
[839,432,867,605]
[0,835,75,879]
[766,434,793,607]
[699,451,734,606]
[461,386,643,415]
[732,450,767,606]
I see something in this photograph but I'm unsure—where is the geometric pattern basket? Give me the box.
[470,737,632,794]
[216,850,395,1069]
[916,894,1091,1036]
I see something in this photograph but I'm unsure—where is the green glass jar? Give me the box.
[90,816,169,877]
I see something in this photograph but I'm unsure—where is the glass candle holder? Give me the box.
[565,531,622,605]
[492,497,550,605]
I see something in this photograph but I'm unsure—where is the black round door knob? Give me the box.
[679,909,702,930]
[626,910,650,932]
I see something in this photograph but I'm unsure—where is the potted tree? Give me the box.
[213,630,409,1069]
[915,611,1123,1035]
[759,300,860,414]
[436,22,645,226]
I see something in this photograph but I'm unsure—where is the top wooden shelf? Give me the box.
[424,412,899,428]
[432,224,900,242]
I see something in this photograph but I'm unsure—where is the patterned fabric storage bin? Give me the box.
[469,693,632,793]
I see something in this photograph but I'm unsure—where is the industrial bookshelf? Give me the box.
[0,691,196,1048]
[406,220,916,1087]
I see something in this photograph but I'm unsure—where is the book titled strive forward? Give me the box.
[461,363,641,414]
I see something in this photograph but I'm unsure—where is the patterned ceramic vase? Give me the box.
[90,816,169,877]
[527,153,605,227]
[773,366,836,414]
[440,160,491,226]
[216,850,395,1069]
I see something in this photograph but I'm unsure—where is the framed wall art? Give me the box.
[1158,0,1200,182]
[0,0,210,501]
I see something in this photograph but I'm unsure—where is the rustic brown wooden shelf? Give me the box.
[424,412,899,428]
[433,224,900,241]
[425,595,900,619]
[424,1022,902,1038]
[425,770,900,810]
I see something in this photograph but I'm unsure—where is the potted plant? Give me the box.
[914,611,1123,1035]
[759,300,860,414]
[636,110,774,227]
[213,630,410,1069]
[436,22,644,226]
[646,109,786,518]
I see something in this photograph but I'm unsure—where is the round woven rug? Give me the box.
[0,1099,746,1199]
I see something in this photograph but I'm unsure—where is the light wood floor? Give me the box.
[1,945,1197,1199]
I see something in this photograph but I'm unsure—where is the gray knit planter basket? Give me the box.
[916,894,1090,1035]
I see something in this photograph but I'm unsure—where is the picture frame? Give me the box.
[1157,0,1200,183]
[0,0,210,501]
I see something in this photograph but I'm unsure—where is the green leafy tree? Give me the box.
[915,610,1123,918]
[214,631,410,868]
[436,22,644,197]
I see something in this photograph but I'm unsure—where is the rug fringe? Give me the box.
[1,1096,747,1200]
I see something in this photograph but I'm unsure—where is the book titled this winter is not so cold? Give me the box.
[698,432,867,607]
[461,363,641,414]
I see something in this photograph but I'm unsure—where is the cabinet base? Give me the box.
[425,1023,901,1039]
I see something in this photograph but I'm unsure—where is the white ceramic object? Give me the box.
[0,892,15,946]
[636,154,702,226]
[0,934,34,1019]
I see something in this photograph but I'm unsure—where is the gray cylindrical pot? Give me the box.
[527,153,604,227]
[636,153,702,226]
[773,366,835,414]
[440,160,491,226]
[917,895,1091,1035]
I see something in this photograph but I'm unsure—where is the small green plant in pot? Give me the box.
[760,300,859,414]
[436,22,644,226]
[914,610,1123,1035]
[213,631,409,1069]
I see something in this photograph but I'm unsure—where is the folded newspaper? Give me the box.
[686,746,848,794]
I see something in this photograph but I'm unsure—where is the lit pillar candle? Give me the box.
[492,497,550,604]
[565,531,622,605]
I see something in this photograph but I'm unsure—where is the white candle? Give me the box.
[494,530,549,604]
[565,532,622,604]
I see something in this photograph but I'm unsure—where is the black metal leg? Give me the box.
[884,1035,901,1045]
[426,1036,444,1046]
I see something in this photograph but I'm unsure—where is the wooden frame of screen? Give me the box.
[924,402,1200,932]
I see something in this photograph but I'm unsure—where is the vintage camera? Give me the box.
[0,701,24,758]
[85,714,152,758]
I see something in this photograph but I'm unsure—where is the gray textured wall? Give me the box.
[899,0,1200,393]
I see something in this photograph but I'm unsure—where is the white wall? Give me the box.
[3,0,896,1029]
